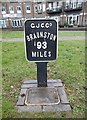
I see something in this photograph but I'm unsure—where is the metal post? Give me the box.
[36,62,47,87]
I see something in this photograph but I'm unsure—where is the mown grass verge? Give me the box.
[1,31,24,39]
[0,42,2,119]
[2,40,85,118]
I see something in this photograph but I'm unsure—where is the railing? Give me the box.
[64,2,82,11]
[46,6,62,14]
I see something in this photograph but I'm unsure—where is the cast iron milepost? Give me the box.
[24,19,58,87]
[18,18,71,112]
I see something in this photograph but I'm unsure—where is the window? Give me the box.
[71,0,76,9]
[78,0,82,2]
[66,0,69,9]
[17,6,22,13]
[9,6,14,13]
[34,0,37,2]
[71,2,76,9]
[66,16,68,23]
[17,6,21,11]
[73,16,75,24]
[57,1,62,9]
[77,16,79,24]
[0,20,7,28]
[12,19,22,27]
[69,16,72,24]
[53,2,57,8]
[37,3,42,13]
[26,6,31,13]
[77,2,82,8]
[68,14,79,25]
[9,0,16,2]
[58,1,62,6]
[66,0,69,3]
[25,0,31,1]
[26,6,30,11]
[48,3,53,9]
[34,0,42,2]
[34,5,38,13]
[9,6,14,11]
[57,2,59,6]
[38,4,42,11]
[2,6,6,14]
[66,3,69,9]
[2,7,6,11]
[34,4,42,13]
[85,15,87,25]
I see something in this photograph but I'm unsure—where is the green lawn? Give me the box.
[1,31,24,39]
[59,31,85,37]
[0,31,2,38]
[0,42,2,119]
[2,40,85,118]
[0,31,85,39]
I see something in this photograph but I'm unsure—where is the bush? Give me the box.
[59,24,64,28]
[68,24,73,27]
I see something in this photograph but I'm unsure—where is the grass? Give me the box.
[0,31,85,39]
[0,42,2,119]
[0,31,2,38]
[2,40,85,118]
[59,31,85,37]
[1,31,24,39]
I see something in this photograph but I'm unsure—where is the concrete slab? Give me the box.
[43,104,71,112]
[17,106,42,112]
[16,80,71,112]
[57,87,70,104]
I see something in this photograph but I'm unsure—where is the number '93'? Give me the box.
[34,41,47,49]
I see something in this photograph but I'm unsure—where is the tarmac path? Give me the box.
[0,36,85,42]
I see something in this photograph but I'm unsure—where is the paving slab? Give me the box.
[16,79,71,112]
[57,87,70,104]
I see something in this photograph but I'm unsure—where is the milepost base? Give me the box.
[16,80,71,112]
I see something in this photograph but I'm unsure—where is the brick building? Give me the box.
[0,0,87,29]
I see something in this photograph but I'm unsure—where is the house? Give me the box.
[0,0,87,29]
